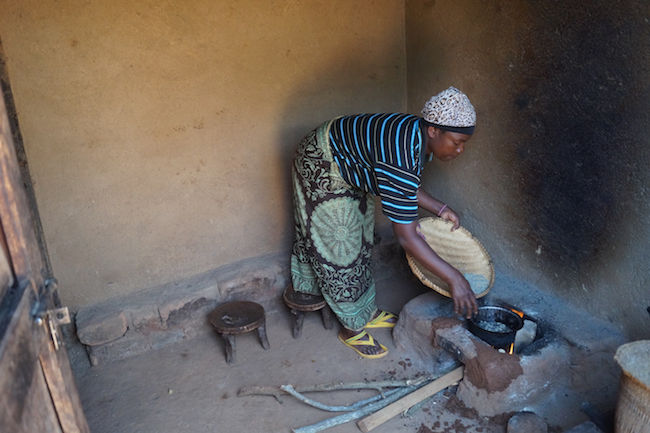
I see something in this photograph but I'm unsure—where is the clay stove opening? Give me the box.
[465,303,548,356]
[475,302,557,358]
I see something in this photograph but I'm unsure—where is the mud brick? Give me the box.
[507,412,548,433]
[76,308,127,346]
[563,421,603,433]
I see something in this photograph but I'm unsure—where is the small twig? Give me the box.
[281,385,402,412]
[291,382,429,433]
[237,377,432,400]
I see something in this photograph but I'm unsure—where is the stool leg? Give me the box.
[222,334,236,364]
[257,320,270,350]
[321,306,334,330]
[291,309,305,338]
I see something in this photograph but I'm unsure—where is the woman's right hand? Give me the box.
[392,220,478,318]
[448,274,478,319]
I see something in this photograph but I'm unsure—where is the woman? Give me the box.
[290,86,478,359]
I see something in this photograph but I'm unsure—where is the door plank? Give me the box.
[40,337,91,433]
[0,285,49,430]
[23,359,64,433]
[0,241,12,296]
[0,89,42,288]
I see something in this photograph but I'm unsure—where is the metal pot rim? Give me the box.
[469,305,524,333]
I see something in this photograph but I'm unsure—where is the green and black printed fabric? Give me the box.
[290,121,377,331]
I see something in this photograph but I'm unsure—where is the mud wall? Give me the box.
[0,0,406,307]
[406,0,649,339]
[1,0,647,339]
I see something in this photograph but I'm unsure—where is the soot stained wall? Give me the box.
[407,0,649,339]
[512,1,648,271]
[506,1,649,340]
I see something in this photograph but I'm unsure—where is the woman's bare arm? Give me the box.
[392,220,477,318]
[416,189,461,230]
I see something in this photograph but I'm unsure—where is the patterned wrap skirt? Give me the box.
[290,120,377,331]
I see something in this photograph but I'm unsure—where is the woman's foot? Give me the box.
[338,329,388,359]
[364,310,398,328]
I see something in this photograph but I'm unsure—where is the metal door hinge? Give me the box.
[35,307,71,350]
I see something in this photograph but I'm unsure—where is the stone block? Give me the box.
[514,319,537,352]
[86,330,151,366]
[76,307,127,346]
[161,296,213,328]
[507,412,548,433]
[456,339,571,418]
[563,421,603,433]
[215,252,289,302]
[392,292,457,372]
[155,278,220,332]
[125,304,163,334]
[432,317,523,393]
[86,328,186,366]
[124,268,220,331]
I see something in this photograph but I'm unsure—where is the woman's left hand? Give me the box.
[440,207,460,231]
[448,273,478,318]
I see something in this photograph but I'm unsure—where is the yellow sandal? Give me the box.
[338,330,388,359]
[364,311,398,329]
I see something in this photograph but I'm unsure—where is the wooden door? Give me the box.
[0,78,89,432]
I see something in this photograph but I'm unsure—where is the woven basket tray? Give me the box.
[614,340,650,433]
[406,217,494,298]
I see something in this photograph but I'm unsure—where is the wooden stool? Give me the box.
[283,285,334,338]
[208,301,270,364]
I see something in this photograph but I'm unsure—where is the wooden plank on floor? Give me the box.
[357,366,464,432]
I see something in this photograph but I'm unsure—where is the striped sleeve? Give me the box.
[374,161,420,224]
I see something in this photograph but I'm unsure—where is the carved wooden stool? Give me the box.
[208,301,270,364]
[283,285,334,338]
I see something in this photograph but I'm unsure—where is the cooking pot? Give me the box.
[467,305,524,350]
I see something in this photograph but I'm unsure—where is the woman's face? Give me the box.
[426,127,472,161]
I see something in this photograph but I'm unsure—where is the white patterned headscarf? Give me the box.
[421,86,476,134]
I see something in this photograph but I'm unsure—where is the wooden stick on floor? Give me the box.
[356,366,464,433]
[237,377,432,400]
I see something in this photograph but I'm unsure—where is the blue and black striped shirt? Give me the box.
[329,113,429,224]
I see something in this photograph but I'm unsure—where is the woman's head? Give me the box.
[421,86,476,160]
[425,127,472,161]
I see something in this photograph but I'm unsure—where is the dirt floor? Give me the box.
[70,273,516,433]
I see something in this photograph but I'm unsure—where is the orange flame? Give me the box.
[508,307,523,355]
[510,308,524,318]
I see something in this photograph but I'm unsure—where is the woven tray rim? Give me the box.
[615,340,650,390]
[406,216,494,299]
